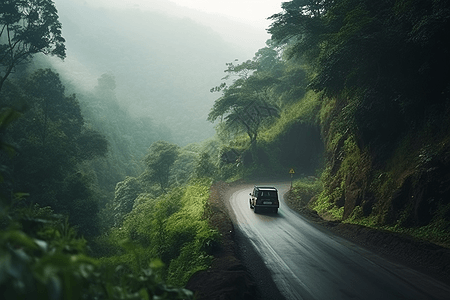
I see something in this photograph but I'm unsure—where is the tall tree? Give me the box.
[0,0,66,93]
[2,69,108,236]
[269,0,450,149]
[144,141,179,193]
[268,0,330,62]
[208,57,280,145]
[194,152,216,179]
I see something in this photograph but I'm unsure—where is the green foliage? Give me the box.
[0,206,193,300]
[170,146,198,185]
[216,88,324,180]
[164,182,217,285]
[206,0,450,240]
[312,134,369,220]
[110,141,216,233]
[0,202,93,300]
[0,108,193,298]
[0,69,109,236]
[77,128,109,160]
[112,176,143,226]
[339,136,363,177]
[274,64,308,106]
[208,45,284,145]
[77,73,164,184]
[385,213,450,248]
[194,152,217,179]
[144,141,180,193]
[0,107,22,189]
[72,73,172,233]
[344,203,450,249]
[292,177,323,199]
[343,205,378,227]
[0,0,66,92]
[261,90,321,142]
[268,0,329,61]
[207,43,323,181]
[103,179,218,287]
[312,188,344,221]
[270,0,450,150]
[286,0,450,220]
[289,177,324,212]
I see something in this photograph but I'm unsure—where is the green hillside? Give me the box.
[1,0,449,298]
[208,0,450,247]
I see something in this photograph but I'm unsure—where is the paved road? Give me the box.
[228,183,450,300]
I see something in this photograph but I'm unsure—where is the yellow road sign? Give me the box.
[289,168,295,174]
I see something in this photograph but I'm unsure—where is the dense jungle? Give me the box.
[1,0,449,299]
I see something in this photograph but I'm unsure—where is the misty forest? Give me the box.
[1,0,449,299]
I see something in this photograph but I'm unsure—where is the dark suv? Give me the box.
[249,186,279,213]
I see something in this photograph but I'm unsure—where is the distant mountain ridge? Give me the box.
[51,0,261,145]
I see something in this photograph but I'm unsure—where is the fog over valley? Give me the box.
[48,0,274,145]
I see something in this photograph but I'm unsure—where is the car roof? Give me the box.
[255,186,277,191]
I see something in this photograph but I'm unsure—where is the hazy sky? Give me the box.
[73,0,285,56]
[168,0,284,27]
[52,0,287,143]
[89,0,284,30]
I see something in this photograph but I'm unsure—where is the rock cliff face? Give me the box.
[320,113,450,232]
[314,91,450,234]
[386,152,450,226]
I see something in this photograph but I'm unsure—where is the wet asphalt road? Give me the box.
[228,183,450,300]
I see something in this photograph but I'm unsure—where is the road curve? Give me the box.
[228,183,450,300]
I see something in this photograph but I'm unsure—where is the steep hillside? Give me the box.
[311,96,450,247]
[266,0,450,248]
[207,0,450,249]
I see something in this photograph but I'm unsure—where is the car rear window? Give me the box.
[259,190,277,198]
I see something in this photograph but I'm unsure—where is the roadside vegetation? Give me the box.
[0,1,219,297]
[1,0,450,299]
[208,0,450,250]
[98,179,219,287]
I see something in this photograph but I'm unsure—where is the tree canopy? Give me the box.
[0,0,65,92]
[144,141,180,193]
[1,69,108,236]
[208,47,283,145]
[268,0,450,150]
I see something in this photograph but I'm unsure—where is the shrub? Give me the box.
[101,179,219,287]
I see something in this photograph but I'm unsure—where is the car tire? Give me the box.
[254,206,258,214]
[273,208,278,214]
